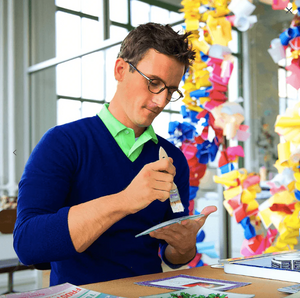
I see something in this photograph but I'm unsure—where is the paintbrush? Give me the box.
[159,146,184,213]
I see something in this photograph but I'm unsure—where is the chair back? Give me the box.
[0,209,16,234]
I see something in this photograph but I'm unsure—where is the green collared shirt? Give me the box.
[98,104,158,162]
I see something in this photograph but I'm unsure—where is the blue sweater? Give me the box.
[14,116,190,286]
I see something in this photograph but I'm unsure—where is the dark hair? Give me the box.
[117,22,195,72]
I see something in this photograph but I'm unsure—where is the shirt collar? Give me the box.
[98,103,158,144]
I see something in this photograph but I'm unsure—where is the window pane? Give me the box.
[150,6,169,24]
[172,24,185,34]
[57,99,81,125]
[110,26,128,40]
[82,102,103,118]
[287,74,298,98]
[286,47,292,66]
[152,112,171,139]
[228,29,238,54]
[56,11,81,57]
[170,99,184,112]
[278,58,286,67]
[170,11,184,23]
[105,45,120,101]
[228,56,238,101]
[82,18,103,51]
[56,0,81,11]
[170,112,183,123]
[287,98,298,109]
[278,68,286,98]
[56,58,81,97]
[279,97,286,115]
[110,0,128,23]
[82,52,104,100]
[131,0,150,27]
[81,0,101,16]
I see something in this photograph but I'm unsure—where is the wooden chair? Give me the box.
[0,209,17,234]
[0,258,34,294]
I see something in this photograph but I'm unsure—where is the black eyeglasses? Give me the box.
[126,62,183,102]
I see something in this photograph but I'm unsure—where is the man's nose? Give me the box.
[151,90,168,107]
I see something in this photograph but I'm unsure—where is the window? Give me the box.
[53,0,241,143]
[55,0,106,124]
[55,0,185,141]
[278,46,300,116]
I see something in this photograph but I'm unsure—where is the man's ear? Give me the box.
[114,58,127,82]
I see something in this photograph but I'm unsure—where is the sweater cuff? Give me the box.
[160,243,197,269]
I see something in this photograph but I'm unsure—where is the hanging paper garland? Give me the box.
[268,3,300,89]
[171,0,300,263]
[169,0,258,266]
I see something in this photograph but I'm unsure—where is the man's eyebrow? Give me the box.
[147,74,179,89]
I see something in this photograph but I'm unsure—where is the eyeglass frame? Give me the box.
[126,61,184,102]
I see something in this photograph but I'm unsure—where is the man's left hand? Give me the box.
[149,205,217,263]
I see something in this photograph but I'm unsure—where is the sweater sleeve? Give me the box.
[13,126,78,265]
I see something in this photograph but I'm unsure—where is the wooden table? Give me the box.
[83,266,297,297]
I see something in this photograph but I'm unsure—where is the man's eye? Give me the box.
[150,80,160,87]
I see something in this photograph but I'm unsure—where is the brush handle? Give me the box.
[159,147,177,190]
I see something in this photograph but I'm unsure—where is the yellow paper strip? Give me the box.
[185,19,199,31]
[277,141,291,165]
[223,185,243,200]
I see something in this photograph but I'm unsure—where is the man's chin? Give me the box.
[138,120,153,128]
[137,117,156,128]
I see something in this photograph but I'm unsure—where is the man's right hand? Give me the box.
[68,157,176,253]
[123,157,176,214]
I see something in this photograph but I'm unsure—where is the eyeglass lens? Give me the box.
[148,79,181,101]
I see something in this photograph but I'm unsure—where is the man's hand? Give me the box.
[123,157,176,214]
[149,206,217,264]
[69,157,176,253]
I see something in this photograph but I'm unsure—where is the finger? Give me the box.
[194,205,218,227]
[196,206,217,222]
[167,157,176,176]
[154,223,188,239]
[167,221,198,236]
[151,159,176,176]
[153,171,174,183]
[152,180,173,193]
[150,226,189,246]
[200,205,218,216]
[153,189,171,202]
[149,228,178,241]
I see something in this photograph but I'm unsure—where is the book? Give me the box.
[135,274,250,291]
[219,249,297,265]
[223,251,300,283]
[139,285,255,298]
[0,282,123,298]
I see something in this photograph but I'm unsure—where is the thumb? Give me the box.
[201,205,217,216]
[196,205,217,224]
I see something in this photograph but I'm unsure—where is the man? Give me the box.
[14,23,217,286]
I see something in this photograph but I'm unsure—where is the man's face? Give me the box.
[116,49,185,135]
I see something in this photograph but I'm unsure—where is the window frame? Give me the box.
[27,0,242,139]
